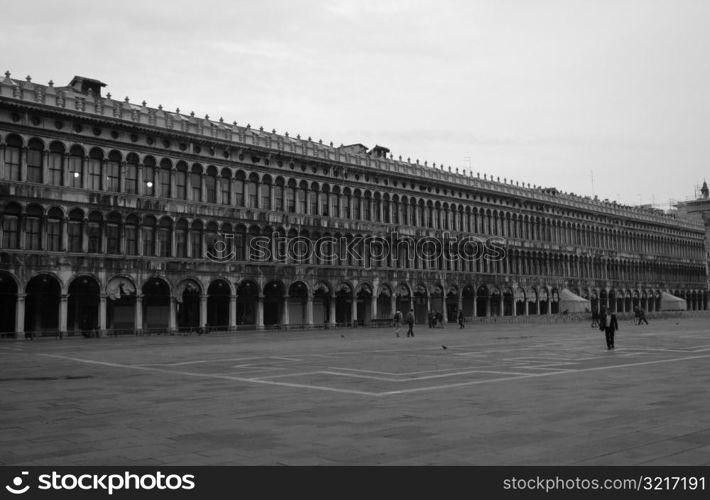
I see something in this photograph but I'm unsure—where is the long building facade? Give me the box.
[0,73,707,337]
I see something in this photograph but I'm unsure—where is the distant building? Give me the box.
[0,72,707,337]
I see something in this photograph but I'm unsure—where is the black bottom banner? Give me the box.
[0,466,707,499]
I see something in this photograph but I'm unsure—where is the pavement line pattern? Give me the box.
[38,351,710,397]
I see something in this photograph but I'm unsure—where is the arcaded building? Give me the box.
[0,73,707,337]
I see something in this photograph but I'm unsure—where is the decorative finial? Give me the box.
[4,71,10,79]
[106,92,111,99]
[190,111,195,117]
[232,121,237,126]
[246,123,251,128]
[176,107,180,113]
[48,80,54,87]
[158,104,163,110]
[259,126,264,131]
[26,75,31,82]
[272,128,276,133]
[142,100,146,107]
[124,96,130,103]
[297,134,301,139]
[319,139,322,144]
[205,114,209,120]
[308,136,311,141]
[219,117,224,123]
[285,131,289,137]
[330,141,333,147]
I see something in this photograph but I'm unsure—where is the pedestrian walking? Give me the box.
[458,310,465,329]
[393,310,402,337]
[406,309,415,337]
[598,307,619,350]
[634,306,649,325]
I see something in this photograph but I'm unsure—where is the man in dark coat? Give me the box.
[598,307,619,350]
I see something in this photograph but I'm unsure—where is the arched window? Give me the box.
[363,193,371,221]
[175,162,187,200]
[274,182,284,211]
[68,209,84,252]
[383,196,390,223]
[3,135,21,181]
[309,189,318,215]
[159,159,171,198]
[191,221,203,259]
[286,184,296,213]
[26,205,42,250]
[205,167,217,203]
[48,142,65,186]
[352,191,361,219]
[220,169,231,205]
[88,148,103,191]
[125,215,139,255]
[143,157,156,196]
[190,165,202,202]
[87,212,102,253]
[142,216,156,256]
[106,151,121,192]
[247,174,258,208]
[47,207,63,252]
[106,213,121,254]
[27,139,44,183]
[329,190,339,218]
[68,146,84,188]
[297,184,306,213]
[1,203,21,249]
[320,192,328,216]
[234,172,245,207]
[125,153,139,194]
[157,217,172,257]
[341,190,350,218]
[175,219,188,258]
[261,176,272,210]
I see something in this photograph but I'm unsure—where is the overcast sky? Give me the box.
[3,0,709,207]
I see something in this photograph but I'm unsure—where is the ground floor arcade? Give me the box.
[0,270,706,337]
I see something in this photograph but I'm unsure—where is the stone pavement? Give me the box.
[1,315,710,465]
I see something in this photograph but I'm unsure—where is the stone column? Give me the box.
[58,294,68,338]
[98,294,107,335]
[351,296,358,327]
[329,294,337,327]
[370,294,378,323]
[200,294,208,329]
[229,294,237,332]
[486,296,491,317]
[441,296,448,323]
[306,294,314,327]
[282,294,290,330]
[256,295,264,329]
[42,150,49,184]
[135,295,143,333]
[168,296,177,334]
[19,147,28,182]
[15,293,25,340]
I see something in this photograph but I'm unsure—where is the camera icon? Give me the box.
[5,471,30,495]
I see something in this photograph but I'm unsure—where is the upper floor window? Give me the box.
[48,143,64,186]
[3,136,22,181]
[27,139,44,183]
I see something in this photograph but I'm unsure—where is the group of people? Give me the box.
[392,309,466,337]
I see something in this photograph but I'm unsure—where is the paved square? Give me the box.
[2,316,710,465]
